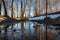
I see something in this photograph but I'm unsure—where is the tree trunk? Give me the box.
[2,0,7,16]
[11,0,14,18]
[34,0,38,16]
[20,0,26,20]
[29,0,32,17]
[0,4,1,15]
[46,0,48,40]
[22,0,26,17]
[39,0,41,16]
[16,0,18,18]
[20,0,23,19]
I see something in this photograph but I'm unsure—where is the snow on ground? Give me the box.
[29,14,60,20]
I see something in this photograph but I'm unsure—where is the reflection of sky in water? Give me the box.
[10,21,35,34]
[0,21,60,40]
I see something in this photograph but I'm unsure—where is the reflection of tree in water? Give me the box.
[4,28,7,40]
[33,25,40,40]
[21,21,24,29]
[20,21,27,40]
[46,28,58,40]
[4,25,9,40]
[58,29,60,35]
[0,28,1,33]
[11,24,15,40]
[28,22,32,40]
[39,25,59,40]
[32,24,60,40]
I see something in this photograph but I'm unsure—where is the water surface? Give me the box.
[0,21,60,40]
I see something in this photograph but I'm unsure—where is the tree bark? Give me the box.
[39,0,40,16]
[11,0,14,18]
[34,0,38,16]
[15,0,18,18]
[20,0,23,19]
[29,0,32,17]
[20,0,26,20]
[2,0,7,16]
[0,4,1,15]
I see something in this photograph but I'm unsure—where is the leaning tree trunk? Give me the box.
[2,0,7,16]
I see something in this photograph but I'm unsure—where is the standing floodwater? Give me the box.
[0,21,60,40]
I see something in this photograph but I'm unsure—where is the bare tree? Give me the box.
[49,0,52,13]
[34,0,38,16]
[20,0,26,20]
[0,3,1,15]
[2,0,8,16]
[55,0,58,11]
[23,0,26,18]
[20,0,23,19]
[11,0,14,18]
[16,0,18,18]
[28,0,32,17]
[39,0,41,16]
